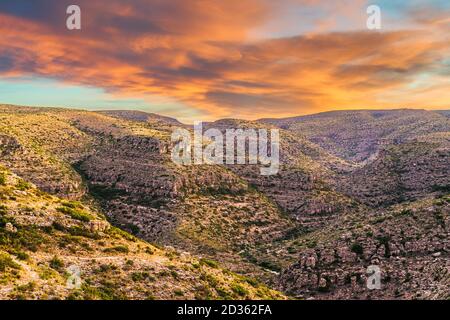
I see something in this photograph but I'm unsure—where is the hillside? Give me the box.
[260,109,449,163]
[278,195,449,299]
[0,104,449,300]
[0,166,285,300]
[0,105,300,286]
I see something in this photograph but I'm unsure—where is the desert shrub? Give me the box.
[0,211,13,228]
[56,206,93,222]
[60,201,83,209]
[131,271,150,282]
[432,184,450,192]
[12,250,29,261]
[0,172,6,186]
[240,276,259,287]
[376,235,391,246]
[89,185,126,200]
[434,211,445,224]
[0,225,45,252]
[67,226,101,239]
[16,179,31,191]
[49,256,64,271]
[103,245,129,253]
[173,289,184,296]
[96,264,118,273]
[258,260,281,272]
[0,252,20,272]
[216,287,232,299]
[125,223,140,235]
[66,290,84,300]
[399,209,412,216]
[81,282,125,300]
[12,282,35,299]
[350,242,364,255]
[230,283,248,297]
[199,258,218,268]
[0,205,7,215]
[170,270,179,279]
[306,240,318,248]
[108,226,136,242]
[287,246,296,254]
[281,225,310,239]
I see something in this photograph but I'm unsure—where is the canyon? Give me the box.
[0,105,448,299]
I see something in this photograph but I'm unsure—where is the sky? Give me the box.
[0,0,449,123]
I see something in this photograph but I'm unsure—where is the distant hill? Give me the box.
[98,110,185,127]
[436,110,450,118]
[260,109,450,162]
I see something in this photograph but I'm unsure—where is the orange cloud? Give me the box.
[0,0,449,122]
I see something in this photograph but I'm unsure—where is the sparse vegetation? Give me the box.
[49,256,64,271]
[57,205,93,222]
[0,172,6,185]
[0,105,448,300]
[0,252,20,272]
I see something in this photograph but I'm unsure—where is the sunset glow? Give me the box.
[1,0,449,122]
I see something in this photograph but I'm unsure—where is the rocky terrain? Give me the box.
[278,195,449,299]
[0,104,448,300]
[0,165,284,300]
[261,109,449,163]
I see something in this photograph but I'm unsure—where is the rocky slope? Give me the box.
[0,105,298,286]
[261,109,449,163]
[278,195,449,299]
[0,166,285,300]
[1,104,449,300]
[260,109,450,299]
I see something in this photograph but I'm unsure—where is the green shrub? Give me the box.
[432,184,450,192]
[376,235,391,246]
[81,282,125,300]
[131,271,150,282]
[0,225,45,252]
[0,252,20,272]
[60,201,83,209]
[14,250,29,261]
[174,289,184,296]
[399,209,412,216]
[199,258,218,268]
[258,260,281,272]
[0,205,7,215]
[16,179,31,191]
[230,283,248,297]
[57,206,93,222]
[103,245,129,253]
[108,226,136,242]
[0,172,6,186]
[49,256,64,271]
[350,242,364,255]
[240,276,259,287]
[67,226,100,239]
[170,270,179,279]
